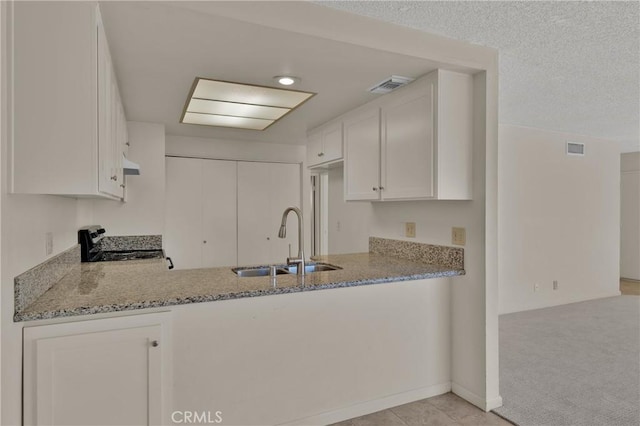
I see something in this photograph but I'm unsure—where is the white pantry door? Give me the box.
[201,159,238,268]
[237,162,301,265]
[165,157,237,270]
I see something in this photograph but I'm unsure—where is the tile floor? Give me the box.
[330,392,513,426]
[620,278,640,295]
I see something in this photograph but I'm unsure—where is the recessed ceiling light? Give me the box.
[181,78,315,130]
[274,76,300,86]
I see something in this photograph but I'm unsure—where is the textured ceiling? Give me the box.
[316,1,640,152]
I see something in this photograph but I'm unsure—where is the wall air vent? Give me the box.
[566,142,586,156]
[368,75,414,94]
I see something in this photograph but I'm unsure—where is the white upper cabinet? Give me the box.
[342,69,473,201]
[343,107,381,200]
[11,2,126,200]
[306,121,343,168]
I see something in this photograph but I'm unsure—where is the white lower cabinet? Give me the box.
[23,313,171,426]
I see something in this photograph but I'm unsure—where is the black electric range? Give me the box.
[78,226,172,268]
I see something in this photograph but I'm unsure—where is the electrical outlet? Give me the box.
[553,280,559,290]
[405,222,416,238]
[452,227,466,246]
[45,232,53,256]
[534,283,540,292]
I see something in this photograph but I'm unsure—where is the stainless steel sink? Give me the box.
[232,262,341,277]
[232,266,290,277]
[283,263,342,274]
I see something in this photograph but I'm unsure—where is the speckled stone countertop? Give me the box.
[14,253,464,322]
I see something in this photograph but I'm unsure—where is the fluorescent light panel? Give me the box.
[187,99,289,120]
[183,112,273,131]
[181,78,315,130]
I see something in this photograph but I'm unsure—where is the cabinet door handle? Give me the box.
[379,186,384,190]
[120,184,125,188]
[125,142,130,146]
[111,175,118,181]
[151,340,159,347]
[203,240,207,244]
[372,187,378,191]
[317,152,324,157]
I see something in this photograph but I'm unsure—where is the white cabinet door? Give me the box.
[97,11,124,199]
[344,108,381,201]
[165,157,206,270]
[341,70,471,202]
[381,85,435,200]
[97,15,114,197]
[202,160,238,268]
[12,3,126,199]
[306,130,324,167]
[23,313,169,426]
[237,162,301,265]
[321,121,343,163]
[165,157,238,270]
[307,122,343,168]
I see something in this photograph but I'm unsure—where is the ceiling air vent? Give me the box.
[368,75,414,94]
[566,142,585,156]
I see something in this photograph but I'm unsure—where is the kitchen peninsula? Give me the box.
[18,237,463,425]
[15,237,463,322]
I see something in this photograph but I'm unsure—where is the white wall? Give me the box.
[366,74,493,409]
[621,152,640,280]
[1,2,80,420]
[77,122,166,236]
[327,167,373,254]
[498,125,621,314]
[166,134,304,164]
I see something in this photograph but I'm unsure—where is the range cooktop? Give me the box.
[95,250,165,262]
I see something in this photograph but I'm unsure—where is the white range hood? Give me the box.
[123,154,141,175]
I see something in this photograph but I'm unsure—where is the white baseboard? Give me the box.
[500,290,624,315]
[279,382,452,426]
[451,382,503,411]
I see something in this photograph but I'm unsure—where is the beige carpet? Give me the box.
[494,296,640,426]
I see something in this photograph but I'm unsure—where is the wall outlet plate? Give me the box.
[452,227,466,246]
[45,232,53,256]
[405,222,416,238]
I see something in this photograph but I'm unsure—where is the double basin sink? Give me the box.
[233,262,341,277]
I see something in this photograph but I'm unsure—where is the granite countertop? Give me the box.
[15,253,464,322]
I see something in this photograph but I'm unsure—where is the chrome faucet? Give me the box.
[278,207,305,276]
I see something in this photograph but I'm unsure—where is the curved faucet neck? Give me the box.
[279,207,305,275]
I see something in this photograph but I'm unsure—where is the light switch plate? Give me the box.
[405,222,416,238]
[452,227,466,246]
